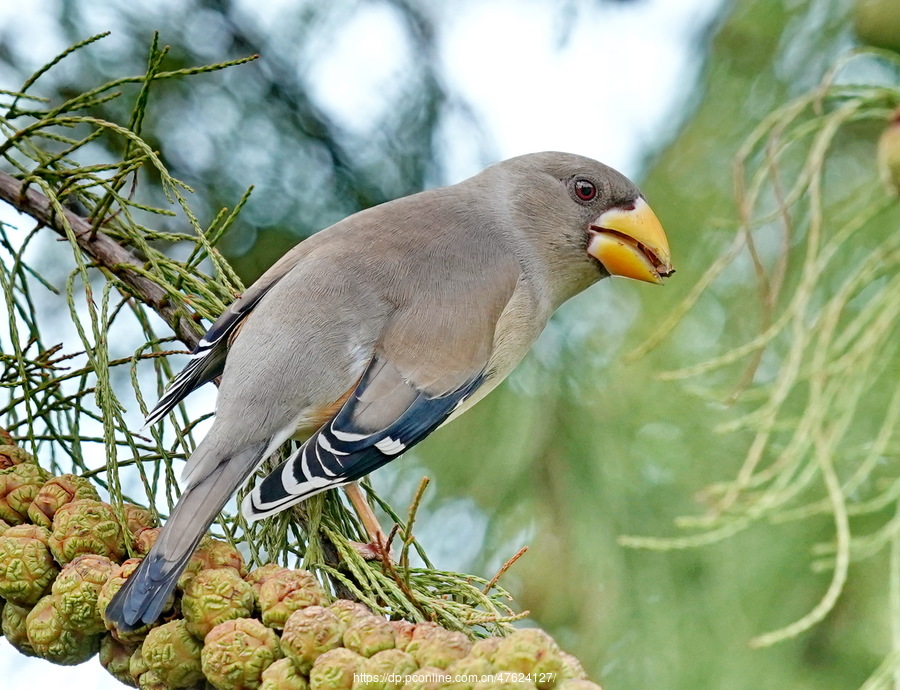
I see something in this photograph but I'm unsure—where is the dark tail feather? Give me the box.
[143,345,226,428]
[104,441,268,630]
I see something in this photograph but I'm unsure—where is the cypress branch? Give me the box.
[0,170,204,350]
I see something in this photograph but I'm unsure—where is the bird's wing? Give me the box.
[242,353,483,519]
[143,246,311,427]
[242,259,523,521]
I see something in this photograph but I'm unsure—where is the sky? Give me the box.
[0,0,724,685]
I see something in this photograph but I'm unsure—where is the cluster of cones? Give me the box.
[0,436,601,689]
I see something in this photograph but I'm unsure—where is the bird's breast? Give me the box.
[445,275,548,424]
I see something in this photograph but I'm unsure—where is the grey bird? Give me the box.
[104,151,673,630]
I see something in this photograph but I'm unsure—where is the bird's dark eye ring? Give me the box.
[573,179,597,202]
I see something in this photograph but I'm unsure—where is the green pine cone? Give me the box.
[310,647,366,690]
[182,566,255,639]
[493,629,563,690]
[141,619,205,689]
[27,474,100,528]
[120,503,158,555]
[0,462,51,525]
[52,553,117,635]
[388,620,416,651]
[328,599,374,628]
[1,600,38,657]
[201,617,283,690]
[444,657,495,690]
[343,615,396,657]
[261,657,309,690]
[399,666,445,690]
[469,637,500,662]
[403,623,440,654]
[0,524,59,605]
[281,604,346,674]
[25,593,101,664]
[100,633,139,687]
[132,527,160,556]
[258,568,327,630]
[177,536,246,591]
[129,645,150,686]
[138,668,168,690]
[558,652,589,681]
[408,626,470,669]
[122,503,158,534]
[354,648,419,690]
[0,445,36,470]
[245,563,290,596]
[49,499,126,564]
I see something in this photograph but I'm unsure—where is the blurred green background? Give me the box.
[1,0,899,688]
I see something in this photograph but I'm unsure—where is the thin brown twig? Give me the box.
[0,170,204,349]
[727,137,794,403]
[378,533,428,617]
[384,522,400,553]
[483,546,528,594]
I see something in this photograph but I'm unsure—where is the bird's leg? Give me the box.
[343,482,392,560]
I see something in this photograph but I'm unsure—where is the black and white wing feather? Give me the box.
[242,354,484,521]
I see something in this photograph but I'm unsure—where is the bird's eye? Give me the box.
[573,179,597,202]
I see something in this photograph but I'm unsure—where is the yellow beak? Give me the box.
[587,197,674,284]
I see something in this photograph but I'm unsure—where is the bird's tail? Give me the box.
[104,440,268,631]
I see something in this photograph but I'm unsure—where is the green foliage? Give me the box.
[624,50,900,655]
[0,0,468,283]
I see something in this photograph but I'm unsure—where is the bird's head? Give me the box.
[486,152,674,302]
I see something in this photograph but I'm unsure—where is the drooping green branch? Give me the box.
[621,49,900,659]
